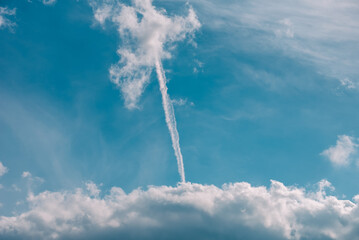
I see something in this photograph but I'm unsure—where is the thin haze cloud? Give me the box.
[89,0,200,182]
[188,0,359,88]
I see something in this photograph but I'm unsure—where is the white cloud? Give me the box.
[188,0,359,88]
[275,18,294,38]
[0,162,8,177]
[42,0,56,5]
[172,98,194,106]
[0,180,359,239]
[340,78,356,89]
[85,181,100,197]
[321,135,358,166]
[21,171,44,193]
[89,0,200,109]
[0,7,16,31]
[22,171,32,178]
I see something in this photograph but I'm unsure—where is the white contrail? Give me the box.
[155,59,185,183]
[89,0,200,182]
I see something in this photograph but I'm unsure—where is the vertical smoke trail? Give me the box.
[90,0,200,182]
[155,59,185,183]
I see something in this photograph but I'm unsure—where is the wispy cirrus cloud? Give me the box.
[0,7,16,31]
[321,135,359,167]
[190,0,359,89]
[0,180,359,239]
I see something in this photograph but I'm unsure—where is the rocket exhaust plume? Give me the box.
[155,59,185,182]
[90,0,200,182]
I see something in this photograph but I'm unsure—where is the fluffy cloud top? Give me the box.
[89,0,200,109]
[321,135,358,166]
[0,7,16,31]
[0,162,8,177]
[1,180,359,239]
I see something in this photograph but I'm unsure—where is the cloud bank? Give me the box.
[1,180,359,239]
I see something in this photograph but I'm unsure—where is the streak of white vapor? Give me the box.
[155,59,185,182]
[89,0,200,182]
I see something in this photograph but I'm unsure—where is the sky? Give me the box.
[0,0,359,239]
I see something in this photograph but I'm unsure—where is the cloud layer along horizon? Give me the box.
[1,180,359,239]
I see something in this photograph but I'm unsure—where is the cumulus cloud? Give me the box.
[321,135,359,167]
[0,180,359,239]
[89,0,200,109]
[0,162,8,177]
[0,7,16,31]
[86,181,101,197]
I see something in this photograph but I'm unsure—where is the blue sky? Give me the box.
[1,0,359,239]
